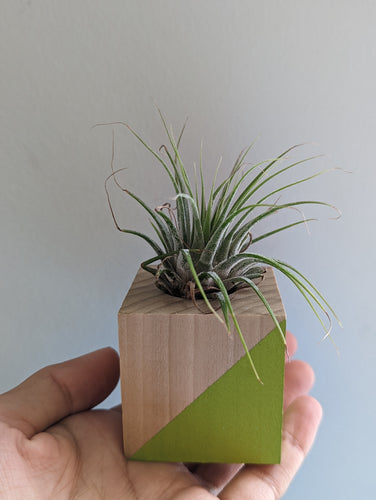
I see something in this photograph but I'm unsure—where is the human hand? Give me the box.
[0,332,322,499]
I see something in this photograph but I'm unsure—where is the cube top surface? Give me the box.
[119,266,286,320]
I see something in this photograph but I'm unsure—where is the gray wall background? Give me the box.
[1,1,374,498]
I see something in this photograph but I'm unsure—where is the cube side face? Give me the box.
[130,322,286,464]
[118,268,286,463]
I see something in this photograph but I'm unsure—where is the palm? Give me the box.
[0,336,322,499]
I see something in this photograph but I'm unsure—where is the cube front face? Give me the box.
[118,268,286,464]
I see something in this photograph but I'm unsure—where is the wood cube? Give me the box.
[118,267,286,463]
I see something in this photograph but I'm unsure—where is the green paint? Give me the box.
[130,322,286,464]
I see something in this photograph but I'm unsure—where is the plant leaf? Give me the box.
[180,249,225,326]
[198,270,262,383]
[229,276,286,344]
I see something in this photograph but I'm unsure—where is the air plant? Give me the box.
[103,112,340,382]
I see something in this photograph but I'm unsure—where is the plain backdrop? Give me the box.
[1,1,375,499]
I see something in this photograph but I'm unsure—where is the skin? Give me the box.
[0,332,322,499]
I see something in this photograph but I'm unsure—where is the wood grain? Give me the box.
[118,267,286,457]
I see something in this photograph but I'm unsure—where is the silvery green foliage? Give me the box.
[105,112,339,380]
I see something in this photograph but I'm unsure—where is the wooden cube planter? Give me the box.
[118,267,286,464]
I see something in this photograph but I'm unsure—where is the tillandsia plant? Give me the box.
[103,112,340,382]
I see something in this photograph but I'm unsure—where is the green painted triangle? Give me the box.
[130,321,286,464]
